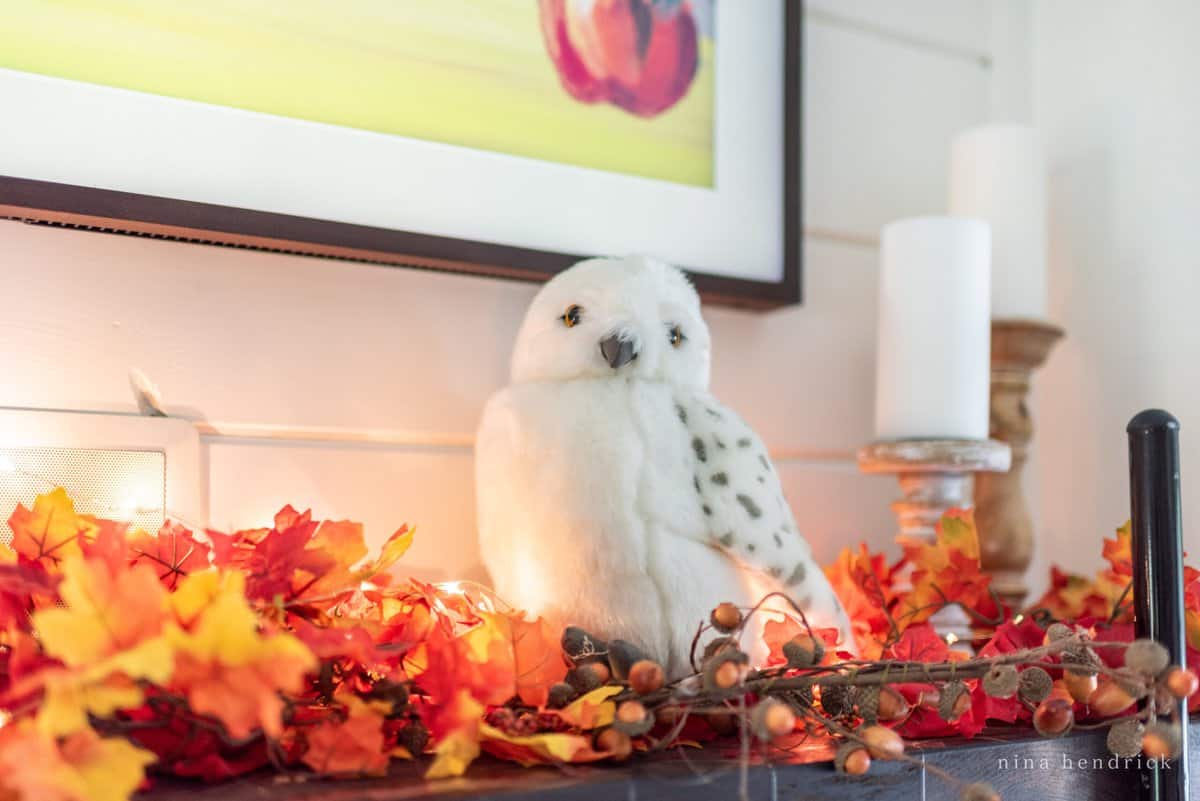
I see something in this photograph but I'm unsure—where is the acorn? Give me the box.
[751,699,797,740]
[613,699,655,736]
[547,682,578,709]
[860,725,905,760]
[565,665,603,694]
[1142,722,1182,760]
[702,649,749,691]
[783,634,826,668]
[1164,666,1199,699]
[960,782,1001,801]
[596,727,632,760]
[855,685,880,723]
[629,660,666,695]
[710,602,743,633]
[1043,622,1076,646]
[877,686,910,722]
[1125,639,1170,678]
[833,742,870,775]
[1107,719,1145,758]
[1017,667,1053,704]
[1033,697,1074,738]
[1063,670,1099,704]
[396,721,430,756]
[1087,679,1136,716]
[703,636,737,660]
[818,683,855,718]
[607,640,649,681]
[561,626,607,666]
[982,665,1020,699]
[1062,644,1102,677]
[938,681,971,723]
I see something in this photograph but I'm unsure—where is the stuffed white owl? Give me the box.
[476,256,851,676]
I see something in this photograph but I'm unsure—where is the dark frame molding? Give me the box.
[0,3,801,309]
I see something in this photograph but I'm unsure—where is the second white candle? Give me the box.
[875,216,992,441]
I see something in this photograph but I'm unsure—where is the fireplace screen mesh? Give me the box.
[0,446,166,545]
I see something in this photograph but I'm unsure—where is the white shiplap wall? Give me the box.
[0,2,1015,581]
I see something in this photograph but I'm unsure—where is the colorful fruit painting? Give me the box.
[0,0,715,186]
[539,0,701,117]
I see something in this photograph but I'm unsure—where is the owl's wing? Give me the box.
[676,393,849,625]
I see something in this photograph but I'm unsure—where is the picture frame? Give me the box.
[0,2,801,308]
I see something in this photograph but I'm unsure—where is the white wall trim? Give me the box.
[806,7,993,68]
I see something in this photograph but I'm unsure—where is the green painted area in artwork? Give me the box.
[0,0,714,186]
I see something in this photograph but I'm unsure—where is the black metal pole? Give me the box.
[1128,409,1188,801]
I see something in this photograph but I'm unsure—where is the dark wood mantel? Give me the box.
[140,721,1199,801]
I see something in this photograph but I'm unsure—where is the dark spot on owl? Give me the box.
[757,475,766,484]
[692,437,707,462]
[713,435,727,449]
[737,437,752,448]
[767,566,783,579]
[675,404,688,424]
[718,532,734,547]
[785,562,806,586]
[747,543,756,552]
[693,475,702,493]
[702,504,712,516]
[735,494,762,519]
[758,454,771,472]
[711,472,728,486]
[798,594,813,609]
[773,532,783,547]
[705,407,724,420]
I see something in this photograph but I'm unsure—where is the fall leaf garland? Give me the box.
[0,490,1196,801]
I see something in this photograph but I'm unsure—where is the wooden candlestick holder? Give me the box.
[973,319,1064,610]
[858,439,1011,643]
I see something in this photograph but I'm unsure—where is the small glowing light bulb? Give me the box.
[1012,613,1025,625]
[437,581,465,596]
[944,631,960,645]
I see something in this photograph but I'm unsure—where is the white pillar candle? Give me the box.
[949,124,1047,319]
[875,216,991,441]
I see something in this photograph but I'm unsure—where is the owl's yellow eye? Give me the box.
[562,305,582,328]
[669,325,685,347]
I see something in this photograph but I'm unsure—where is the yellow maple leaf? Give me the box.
[36,672,145,738]
[355,525,415,582]
[479,724,610,767]
[166,569,315,738]
[0,721,155,801]
[33,557,167,669]
[555,686,622,729]
[425,689,484,779]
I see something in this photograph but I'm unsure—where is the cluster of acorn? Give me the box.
[1031,623,1197,761]
[536,604,1197,801]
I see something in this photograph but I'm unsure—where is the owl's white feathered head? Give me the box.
[510,256,712,390]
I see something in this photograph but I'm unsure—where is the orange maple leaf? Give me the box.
[7,488,97,566]
[824,543,897,658]
[1101,521,1133,578]
[897,509,996,626]
[0,721,155,801]
[127,521,212,590]
[301,695,389,777]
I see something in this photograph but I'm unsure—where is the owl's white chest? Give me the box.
[476,378,740,668]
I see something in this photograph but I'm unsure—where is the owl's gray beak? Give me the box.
[599,334,638,369]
